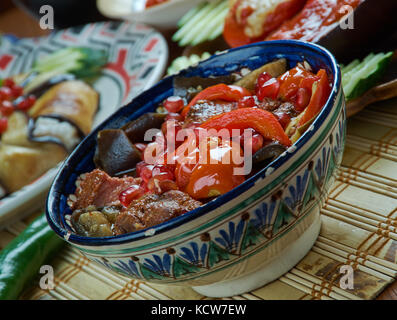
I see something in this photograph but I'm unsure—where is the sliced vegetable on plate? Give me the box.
[0,48,104,198]
[0,21,168,225]
[172,0,228,47]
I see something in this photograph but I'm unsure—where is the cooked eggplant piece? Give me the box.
[234,59,287,90]
[95,129,142,176]
[27,74,76,99]
[316,0,397,63]
[253,142,287,165]
[71,209,114,237]
[173,75,235,99]
[27,80,98,151]
[28,116,84,152]
[122,112,166,143]
[29,80,99,136]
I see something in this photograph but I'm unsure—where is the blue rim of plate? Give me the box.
[46,40,341,246]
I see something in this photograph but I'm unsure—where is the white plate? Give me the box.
[0,21,168,227]
[97,0,208,28]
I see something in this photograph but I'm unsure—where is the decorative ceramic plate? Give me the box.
[0,21,168,226]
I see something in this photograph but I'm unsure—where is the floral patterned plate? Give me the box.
[0,21,168,227]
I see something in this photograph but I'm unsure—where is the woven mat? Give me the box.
[1,98,397,300]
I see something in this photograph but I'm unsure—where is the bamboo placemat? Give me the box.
[1,98,397,300]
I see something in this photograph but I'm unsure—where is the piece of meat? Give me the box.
[272,101,298,118]
[184,100,237,126]
[257,97,282,112]
[113,190,202,235]
[69,169,140,210]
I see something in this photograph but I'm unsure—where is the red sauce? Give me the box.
[145,0,168,9]
[267,0,364,41]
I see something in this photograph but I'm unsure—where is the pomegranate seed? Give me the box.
[136,161,146,176]
[240,129,264,154]
[11,85,24,98]
[0,87,12,101]
[163,96,184,113]
[0,100,14,117]
[237,96,257,109]
[3,78,15,88]
[119,185,144,207]
[274,112,291,130]
[0,117,8,134]
[251,133,264,154]
[16,95,36,111]
[152,164,174,181]
[165,112,183,122]
[147,178,178,194]
[162,120,183,147]
[140,165,154,183]
[295,87,311,112]
[256,72,272,87]
[256,78,280,101]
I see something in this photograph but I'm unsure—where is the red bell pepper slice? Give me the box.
[181,84,252,117]
[199,108,291,147]
[298,69,331,127]
[278,66,318,101]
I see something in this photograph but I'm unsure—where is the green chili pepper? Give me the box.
[0,213,64,300]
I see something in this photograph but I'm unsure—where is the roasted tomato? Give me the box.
[176,136,245,199]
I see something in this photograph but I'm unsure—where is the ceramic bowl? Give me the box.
[96,0,206,29]
[46,40,345,298]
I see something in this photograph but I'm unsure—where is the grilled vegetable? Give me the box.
[181,84,251,117]
[28,80,99,140]
[253,142,287,165]
[0,214,64,300]
[234,59,287,91]
[122,112,166,144]
[200,108,292,147]
[95,129,142,176]
[298,69,331,126]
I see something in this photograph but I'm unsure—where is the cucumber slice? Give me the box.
[172,0,228,47]
[341,59,359,76]
[167,52,212,76]
[342,52,393,101]
[178,2,206,27]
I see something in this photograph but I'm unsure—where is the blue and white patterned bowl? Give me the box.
[46,40,345,297]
